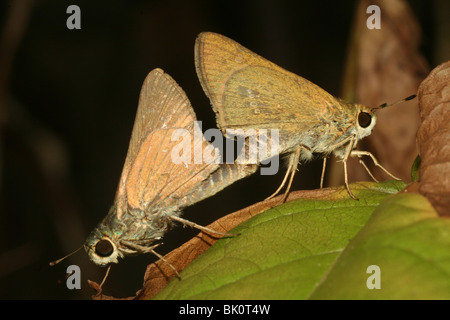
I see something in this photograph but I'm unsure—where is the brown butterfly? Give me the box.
[195,32,413,201]
[51,68,257,292]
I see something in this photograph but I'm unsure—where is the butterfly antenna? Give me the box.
[49,245,84,266]
[374,94,416,111]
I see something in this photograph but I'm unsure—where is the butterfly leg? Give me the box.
[147,245,181,279]
[351,150,400,180]
[281,147,302,203]
[320,157,327,189]
[121,241,181,278]
[89,264,112,297]
[266,146,302,202]
[358,158,379,182]
[169,215,239,237]
[96,264,112,295]
[265,162,292,200]
[342,138,358,200]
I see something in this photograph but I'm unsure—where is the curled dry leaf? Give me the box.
[329,0,428,186]
[408,61,450,217]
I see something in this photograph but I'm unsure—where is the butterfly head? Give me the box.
[354,104,377,140]
[352,94,417,142]
[84,226,123,266]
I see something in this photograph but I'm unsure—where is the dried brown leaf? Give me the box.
[329,0,428,186]
[412,61,450,216]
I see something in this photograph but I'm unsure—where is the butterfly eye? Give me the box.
[95,239,114,257]
[358,112,372,128]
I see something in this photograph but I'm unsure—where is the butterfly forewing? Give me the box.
[114,69,221,218]
[195,32,342,142]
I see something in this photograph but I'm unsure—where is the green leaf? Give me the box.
[411,155,421,182]
[309,191,450,299]
[152,180,450,299]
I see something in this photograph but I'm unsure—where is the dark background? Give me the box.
[0,0,443,299]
